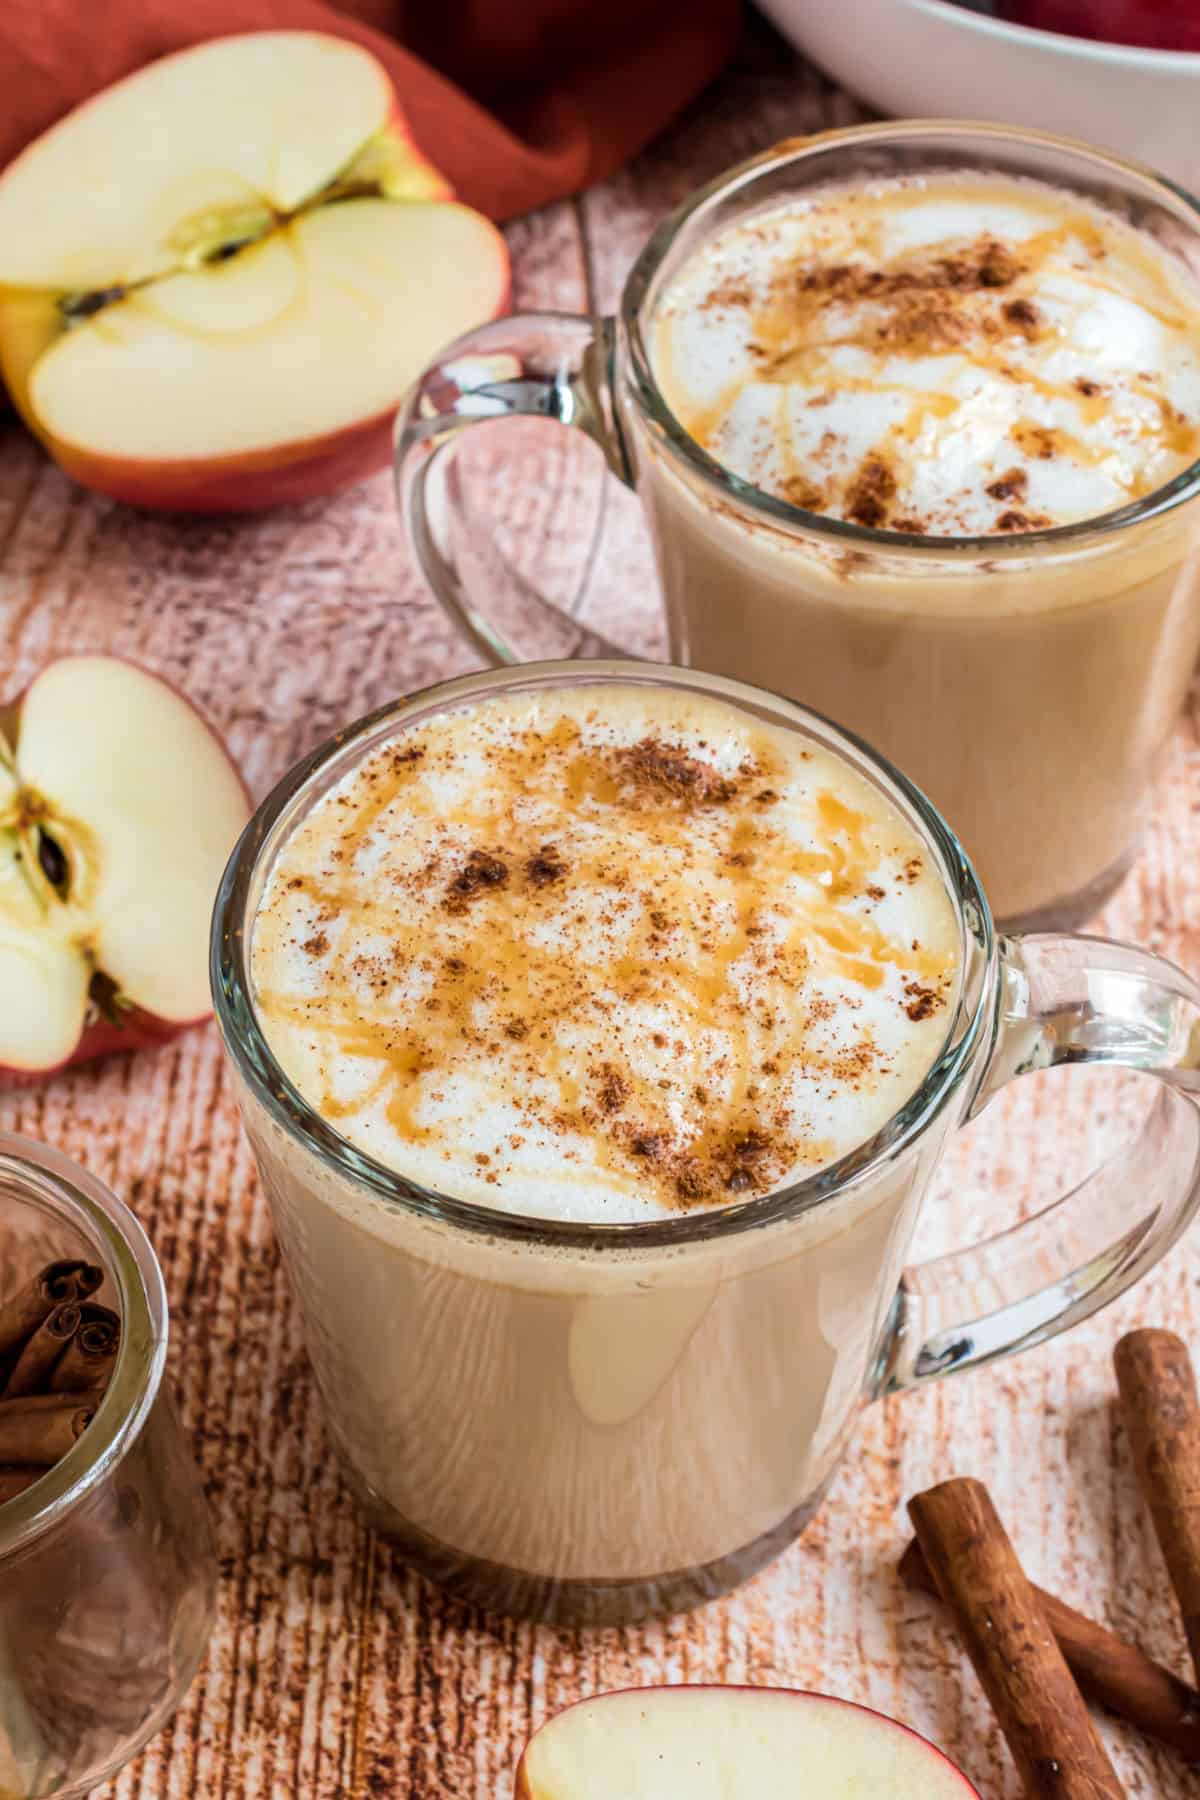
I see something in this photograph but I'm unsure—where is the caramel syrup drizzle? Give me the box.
[254,712,957,1211]
[655,181,1200,524]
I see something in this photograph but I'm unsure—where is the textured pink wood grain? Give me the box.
[1,20,1199,1799]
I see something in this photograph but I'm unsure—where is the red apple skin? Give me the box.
[512,1686,983,1800]
[45,404,401,514]
[1004,0,1200,50]
[0,1008,195,1091]
[0,653,252,1088]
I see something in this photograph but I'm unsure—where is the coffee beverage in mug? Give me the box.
[216,662,1200,1624]
[396,126,1200,932]
[247,685,960,1608]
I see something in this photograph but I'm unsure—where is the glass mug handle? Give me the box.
[394,313,639,665]
[879,933,1200,1394]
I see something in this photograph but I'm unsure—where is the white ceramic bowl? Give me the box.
[759,0,1200,193]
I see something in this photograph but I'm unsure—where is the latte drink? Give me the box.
[243,675,962,1617]
[639,169,1200,925]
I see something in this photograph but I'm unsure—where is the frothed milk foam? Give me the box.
[634,173,1200,925]
[244,681,962,1608]
[652,177,1200,535]
[253,685,958,1221]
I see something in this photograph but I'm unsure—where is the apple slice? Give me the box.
[514,1686,981,1799]
[0,32,510,511]
[0,656,250,1083]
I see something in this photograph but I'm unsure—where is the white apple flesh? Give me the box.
[514,1685,981,1800]
[0,656,250,1082]
[0,32,510,510]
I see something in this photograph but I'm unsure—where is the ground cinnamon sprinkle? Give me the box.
[874,293,966,352]
[645,1125,792,1205]
[444,849,509,912]
[1003,297,1041,338]
[596,1065,629,1115]
[781,474,826,511]
[995,508,1054,531]
[524,843,566,887]
[985,468,1028,503]
[903,980,944,1022]
[1014,422,1059,460]
[722,1129,776,1193]
[977,239,1023,287]
[617,738,740,806]
[794,236,1023,303]
[702,278,753,310]
[844,454,897,528]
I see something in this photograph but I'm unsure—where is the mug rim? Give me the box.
[0,1135,168,1559]
[621,117,1200,555]
[211,658,997,1254]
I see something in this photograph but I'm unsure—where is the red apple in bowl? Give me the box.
[1003,1,1200,51]
[514,1685,981,1798]
[0,656,250,1083]
[0,32,510,511]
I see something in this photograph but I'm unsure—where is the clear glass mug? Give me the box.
[395,121,1200,935]
[0,1137,217,1800]
[212,659,1200,1626]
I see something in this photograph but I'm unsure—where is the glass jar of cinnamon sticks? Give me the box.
[0,1135,216,1800]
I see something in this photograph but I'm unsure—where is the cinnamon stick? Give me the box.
[0,1302,81,1399]
[0,1388,93,1411]
[0,1400,94,1466]
[48,1302,120,1394]
[901,1538,1200,1763]
[0,1259,90,1359]
[0,1465,48,1504]
[909,1479,1126,1798]
[1115,1330,1200,1685]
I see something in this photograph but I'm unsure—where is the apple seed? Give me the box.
[36,829,68,893]
[60,285,127,324]
[58,150,399,328]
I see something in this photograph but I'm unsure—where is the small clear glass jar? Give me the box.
[0,1135,217,1800]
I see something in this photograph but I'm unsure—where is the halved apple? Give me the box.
[514,1686,981,1799]
[0,32,510,510]
[0,656,250,1082]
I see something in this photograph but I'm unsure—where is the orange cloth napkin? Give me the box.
[0,0,741,220]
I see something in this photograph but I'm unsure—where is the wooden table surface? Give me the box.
[3,19,1200,1799]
